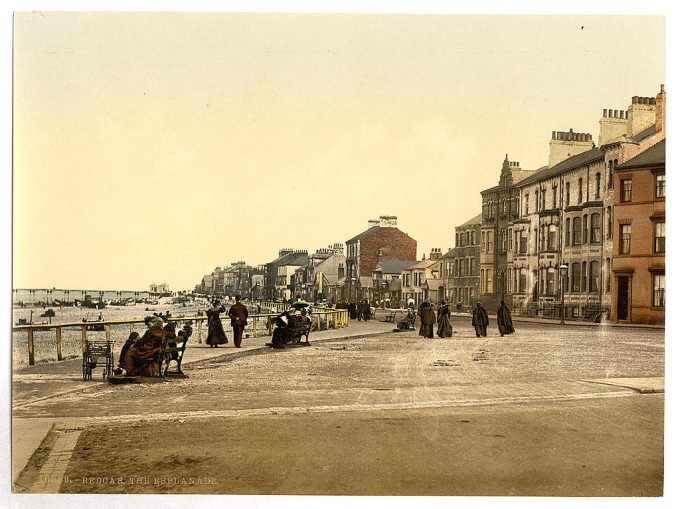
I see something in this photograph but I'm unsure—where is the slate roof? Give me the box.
[375,259,416,275]
[517,148,603,188]
[618,139,665,169]
[404,258,437,271]
[632,125,657,143]
[459,213,482,228]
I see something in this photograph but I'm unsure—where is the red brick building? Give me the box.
[612,138,665,324]
[343,216,417,303]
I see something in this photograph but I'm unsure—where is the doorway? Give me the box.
[616,276,629,321]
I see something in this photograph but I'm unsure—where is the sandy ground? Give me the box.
[48,395,664,496]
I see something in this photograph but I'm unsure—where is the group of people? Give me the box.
[336,300,372,321]
[117,313,193,377]
[414,299,515,339]
[416,300,453,338]
[205,295,249,348]
[265,306,313,349]
[471,300,515,337]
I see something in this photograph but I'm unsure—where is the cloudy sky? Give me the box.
[12,9,665,290]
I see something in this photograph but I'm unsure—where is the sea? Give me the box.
[13,288,152,305]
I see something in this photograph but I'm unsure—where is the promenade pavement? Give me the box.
[11,315,664,494]
[11,319,389,483]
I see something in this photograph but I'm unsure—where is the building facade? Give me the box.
[441,213,482,310]
[479,156,536,311]
[343,215,417,303]
[612,136,665,324]
[502,88,663,321]
[400,250,442,306]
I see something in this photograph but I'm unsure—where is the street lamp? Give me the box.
[351,277,357,304]
[559,263,569,324]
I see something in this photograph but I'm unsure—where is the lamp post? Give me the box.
[351,277,357,304]
[559,263,569,324]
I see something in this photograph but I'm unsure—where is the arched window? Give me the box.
[606,206,612,239]
[591,213,601,243]
[589,261,600,293]
[608,161,614,189]
[565,218,571,247]
[595,173,601,199]
[578,178,583,203]
[566,182,571,206]
[502,229,507,252]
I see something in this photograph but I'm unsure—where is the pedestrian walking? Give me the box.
[472,302,489,337]
[497,300,515,337]
[206,299,228,347]
[361,299,371,321]
[228,295,249,348]
[437,300,453,338]
[419,301,436,338]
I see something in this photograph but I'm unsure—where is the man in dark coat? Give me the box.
[497,300,515,337]
[228,295,249,348]
[472,302,489,337]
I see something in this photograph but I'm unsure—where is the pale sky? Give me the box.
[12,11,665,291]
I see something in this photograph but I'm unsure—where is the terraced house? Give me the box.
[498,86,665,322]
[611,88,666,324]
[440,214,481,310]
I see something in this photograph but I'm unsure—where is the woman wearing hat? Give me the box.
[206,300,228,347]
[124,316,175,376]
[437,300,453,338]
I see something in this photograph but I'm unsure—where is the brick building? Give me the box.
[343,216,417,303]
[612,136,665,324]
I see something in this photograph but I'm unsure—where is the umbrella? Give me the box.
[291,300,310,310]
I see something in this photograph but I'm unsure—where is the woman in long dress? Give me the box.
[419,301,436,338]
[437,300,453,338]
[497,300,515,337]
[206,300,228,348]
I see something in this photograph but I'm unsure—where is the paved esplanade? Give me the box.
[12,315,664,495]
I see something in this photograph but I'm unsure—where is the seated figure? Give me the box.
[124,317,176,376]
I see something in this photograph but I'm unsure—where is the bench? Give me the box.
[384,309,397,322]
[289,317,312,344]
[157,333,190,377]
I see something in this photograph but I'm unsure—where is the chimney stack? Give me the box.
[429,248,442,260]
[379,215,398,227]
